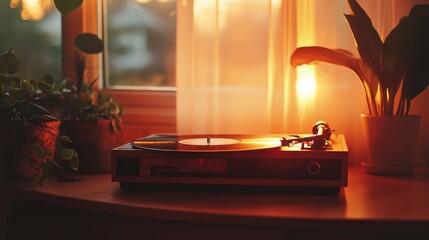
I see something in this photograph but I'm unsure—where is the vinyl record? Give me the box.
[131,134,282,152]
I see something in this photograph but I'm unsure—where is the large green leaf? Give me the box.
[404,61,429,101]
[409,4,429,16]
[345,0,383,83]
[75,33,104,54]
[54,0,83,16]
[291,47,356,67]
[290,46,379,114]
[402,7,429,101]
[344,15,382,83]
[383,15,417,101]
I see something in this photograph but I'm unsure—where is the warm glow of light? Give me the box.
[194,0,241,34]
[375,85,390,113]
[296,65,316,99]
[10,0,19,8]
[10,0,54,21]
[136,0,174,3]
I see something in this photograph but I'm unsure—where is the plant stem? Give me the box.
[405,98,411,116]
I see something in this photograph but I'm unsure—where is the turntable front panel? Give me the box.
[112,134,348,189]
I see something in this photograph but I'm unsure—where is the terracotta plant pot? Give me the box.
[0,121,59,183]
[361,115,421,175]
[60,119,122,173]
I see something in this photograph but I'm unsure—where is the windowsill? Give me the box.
[5,166,429,239]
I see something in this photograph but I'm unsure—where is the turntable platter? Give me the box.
[131,134,282,152]
[179,137,240,146]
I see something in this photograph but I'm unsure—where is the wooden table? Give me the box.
[5,166,429,240]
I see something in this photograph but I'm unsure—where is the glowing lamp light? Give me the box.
[10,0,54,21]
[296,65,316,99]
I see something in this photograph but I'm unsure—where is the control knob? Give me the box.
[307,161,321,175]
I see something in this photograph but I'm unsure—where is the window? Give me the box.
[1,0,61,85]
[103,0,176,90]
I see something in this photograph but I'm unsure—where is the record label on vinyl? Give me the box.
[131,134,282,152]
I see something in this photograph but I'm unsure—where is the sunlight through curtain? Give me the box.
[176,0,407,165]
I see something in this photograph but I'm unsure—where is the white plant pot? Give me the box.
[361,114,421,175]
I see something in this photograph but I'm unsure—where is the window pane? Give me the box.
[0,0,62,85]
[104,0,176,90]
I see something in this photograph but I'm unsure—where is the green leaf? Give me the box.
[347,0,373,25]
[54,0,83,16]
[291,47,357,68]
[12,77,21,88]
[22,80,35,94]
[382,14,418,101]
[44,74,55,85]
[0,48,19,74]
[110,118,123,132]
[38,81,53,93]
[109,102,120,114]
[38,159,54,186]
[32,143,45,160]
[9,89,22,105]
[290,46,378,115]
[75,33,104,54]
[0,83,5,97]
[70,151,79,171]
[58,148,75,160]
[409,4,429,17]
[42,74,55,92]
[402,15,429,101]
[116,118,123,131]
[9,88,29,104]
[344,14,382,83]
[89,78,98,88]
[30,79,39,90]
[58,135,73,143]
[345,0,383,81]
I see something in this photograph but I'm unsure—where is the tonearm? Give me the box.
[281,121,332,149]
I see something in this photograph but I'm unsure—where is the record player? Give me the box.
[111,121,348,193]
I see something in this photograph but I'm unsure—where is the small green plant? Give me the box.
[290,0,429,116]
[60,33,122,132]
[47,1,122,131]
[0,48,79,186]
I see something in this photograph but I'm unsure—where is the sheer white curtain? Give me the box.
[176,0,427,165]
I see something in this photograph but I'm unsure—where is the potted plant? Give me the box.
[58,33,123,173]
[290,0,429,174]
[0,48,79,186]
[43,1,122,173]
[0,0,92,186]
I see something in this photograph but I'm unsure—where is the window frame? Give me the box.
[100,0,177,91]
[61,0,177,142]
